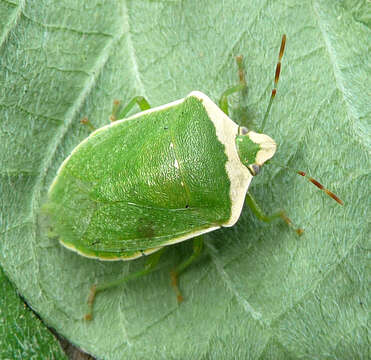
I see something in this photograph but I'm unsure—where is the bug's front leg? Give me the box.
[219,55,247,116]
[245,191,303,235]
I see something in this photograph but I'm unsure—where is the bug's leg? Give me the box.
[170,236,204,303]
[110,96,151,122]
[80,96,151,131]
[80,117,96,131]
[219,55,247,116]
[245,191,304,236]
[84,247,165,321]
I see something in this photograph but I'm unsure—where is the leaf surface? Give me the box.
[0,0,369,359]
[0,267,67,359]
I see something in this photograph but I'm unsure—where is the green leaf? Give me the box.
[0,0,369,359]
[0,267,67,359]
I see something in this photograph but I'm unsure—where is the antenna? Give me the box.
[297,170,343,205]
[261,34,286,132]
[269,161,344,205]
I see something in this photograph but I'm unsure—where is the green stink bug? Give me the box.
[44,35,342,320]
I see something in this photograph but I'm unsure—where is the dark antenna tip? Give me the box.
[260,35,287,132]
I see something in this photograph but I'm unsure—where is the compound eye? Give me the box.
[248,164,261,176]
[239,126,249,135]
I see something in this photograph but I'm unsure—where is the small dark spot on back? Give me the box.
[137,218,156,239]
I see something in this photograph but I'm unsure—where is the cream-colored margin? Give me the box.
[247,131,276,166]
[188,91,253,227]
[60,239,161,260]
[60,225,219,261]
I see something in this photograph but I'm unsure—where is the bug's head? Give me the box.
[235,126,276,176]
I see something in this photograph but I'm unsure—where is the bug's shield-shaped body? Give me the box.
[45,92,276,260]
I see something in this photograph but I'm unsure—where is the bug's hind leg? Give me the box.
[219,55,247,116]
[170,236,204,303]
[80,116,96,131]
[111,96,151,122]
[84,247,166,321]
[80,96,151,132]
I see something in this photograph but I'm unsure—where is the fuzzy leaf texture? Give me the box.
[0,0,369,359]
[0,267,67,359]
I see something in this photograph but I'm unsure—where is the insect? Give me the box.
[44,35,343,320]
